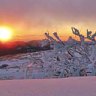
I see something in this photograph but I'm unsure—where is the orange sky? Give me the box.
[0,0,96,41]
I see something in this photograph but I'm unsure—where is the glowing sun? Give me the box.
[0,27,13,42]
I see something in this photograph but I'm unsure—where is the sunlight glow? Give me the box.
[0,26,13,42]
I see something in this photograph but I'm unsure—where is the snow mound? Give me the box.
[0,77,96,96]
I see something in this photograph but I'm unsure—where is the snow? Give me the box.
[0,77,96,96]
[0,46,96,79]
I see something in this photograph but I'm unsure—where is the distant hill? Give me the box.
[0,40,50,56]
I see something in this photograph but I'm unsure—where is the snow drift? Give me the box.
[0,77,96,96]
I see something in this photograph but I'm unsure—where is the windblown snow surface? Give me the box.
[0,77,96,96]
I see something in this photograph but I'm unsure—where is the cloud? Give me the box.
[0,0,96,32]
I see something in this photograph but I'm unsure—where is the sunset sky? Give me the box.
[0,0,96,41]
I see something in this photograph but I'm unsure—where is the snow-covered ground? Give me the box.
[0,77,96,96]
[0,45,96,80]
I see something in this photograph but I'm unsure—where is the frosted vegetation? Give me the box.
[0,27,96,80]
